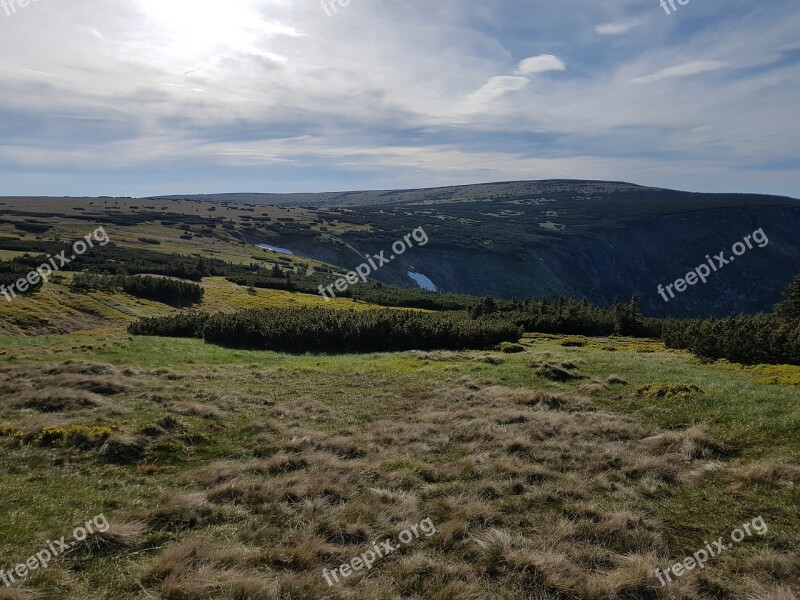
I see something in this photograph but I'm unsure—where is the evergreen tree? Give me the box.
[775,275,800,320]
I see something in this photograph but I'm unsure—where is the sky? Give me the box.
[0,0,799,198]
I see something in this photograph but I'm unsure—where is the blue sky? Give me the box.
[0,0,798,197]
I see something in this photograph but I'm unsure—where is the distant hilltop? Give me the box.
[149,179,661,208]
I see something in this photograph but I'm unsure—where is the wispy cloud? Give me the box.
[596,20,641,36]
[630,61,728,84]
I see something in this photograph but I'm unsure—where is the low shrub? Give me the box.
[35,425,113,448]
[0,424,23,438]
[498,342,525,354]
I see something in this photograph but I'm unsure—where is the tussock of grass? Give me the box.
[483,385,591,411]
[636,382,703,399]
[528,357,585,380]
[14,388,104,412]
[74,522,148,556]
[47,373,129,395]
[639,426,723,460]
[472,354,505,365]
[145,493,227,532]
[170,401,224,419]
[748,584,800,600]
[739,461,800,485]
[100,434,148,464]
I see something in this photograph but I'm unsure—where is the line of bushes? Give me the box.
[663,314,800,365]
[468,296,661,338]
[661,276,800,365]
[128,308,523,353]
[72,273,204,307]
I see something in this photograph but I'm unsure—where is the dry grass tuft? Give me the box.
[42,361,118,376]
[47,373,129,395]
[145,493,226,531]
[471,528,514,573]
[606,374,628,385]
[748,583,800,600]
[532,362,585,382]
[171,401,224,419]
[740,461,800,485]
[13,388,104,412]
[580,379,608,394]
[472,354,505,365]
[75,522,148,555]
[101,434,148,464]
[484,386,591,411]
[640,426,721,460]
[145,536,260,597]
[745,549,800,581]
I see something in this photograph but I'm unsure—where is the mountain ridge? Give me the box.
[148,179,799,209]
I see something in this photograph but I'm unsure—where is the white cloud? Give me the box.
[595,21,640,36]
[629,61,728,84]
[516,54,566,75]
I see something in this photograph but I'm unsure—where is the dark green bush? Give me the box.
[71,273,203,307]
[121,276,203,307]
[662,314,800,365]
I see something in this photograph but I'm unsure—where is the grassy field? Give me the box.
[0,328,797,599]
[0,199,798,599]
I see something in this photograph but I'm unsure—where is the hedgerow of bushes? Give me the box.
[662,314,800,365]
[129,308,523,353]
[661,276,800,365]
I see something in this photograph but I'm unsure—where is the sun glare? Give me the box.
[135,0,285,63]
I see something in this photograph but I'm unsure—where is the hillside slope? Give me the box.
[4,180,799,317]
[185,181,797,317]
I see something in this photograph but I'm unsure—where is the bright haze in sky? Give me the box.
[0,0,798,197]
